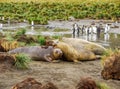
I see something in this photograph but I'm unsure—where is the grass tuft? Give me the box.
[101,48,120,66]
[15,28,26,37]
[0,1,119,24]
[96,82,110,89]
[38,36,46,45]
[15,53,31,69]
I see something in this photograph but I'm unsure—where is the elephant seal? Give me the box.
[8,46,63,62]
[62,37,106,55]
[54,41,97,61]
[46,40,97,61]
[54,41,80,62]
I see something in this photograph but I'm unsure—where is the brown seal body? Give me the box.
[8,46,63,62]
[62,37,106,55]
[54,42,79,62]
[46,40,96,61]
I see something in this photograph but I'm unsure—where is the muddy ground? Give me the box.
[0,60,120,89]
[0,20,120,89]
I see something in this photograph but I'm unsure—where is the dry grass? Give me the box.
[0,0,119,3]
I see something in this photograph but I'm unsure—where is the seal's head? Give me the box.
[53,48,63,59]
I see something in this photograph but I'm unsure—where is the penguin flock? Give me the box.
[72,23,111,39]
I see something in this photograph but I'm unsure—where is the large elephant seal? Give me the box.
[54,41,97,61]
[46,40,100,61]
[8,46,63,62]
[53,41,80,62]
[62,37,106,55]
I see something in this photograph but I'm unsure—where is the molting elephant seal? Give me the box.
[62,37,106,55]
[54,42,80,62]
[8,46,63,62]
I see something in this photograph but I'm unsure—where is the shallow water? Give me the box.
[1,20,120,48]
[74,33,120,48]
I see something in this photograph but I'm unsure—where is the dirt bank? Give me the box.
[0,60,120,89]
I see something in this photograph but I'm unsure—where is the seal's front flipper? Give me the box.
[73,60,82,64]
[44,54,53,62]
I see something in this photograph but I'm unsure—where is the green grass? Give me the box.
[96,82,110,89]
[102,48,113,57]
[0,0,119,3]
[4,33,14,41]
[0,1,119,24]
[54,28,69,32]
[37,36,46,45]
[52,34,62,40]
[102,48,120,58]
[101,48,120,66]
[18,42,26,46]
[15,28,26,37]
[15,53,31,69]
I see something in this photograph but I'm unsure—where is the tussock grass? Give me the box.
[0,0,119,24]
[0,0,119,3]
[38,36,46,45]
[101,48,120,66]
[15,28,26,37]
[102,48,120,58]
[52,34,62,40]
[4,34,14,41]
[15,53,31,69]
[102,48,113,57]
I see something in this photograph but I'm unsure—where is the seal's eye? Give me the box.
[55,50,58,54]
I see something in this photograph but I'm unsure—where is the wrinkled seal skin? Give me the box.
[54,42,80,62]
[8,46,63,62]
[46,40,97,61]
[62,37,106,55]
